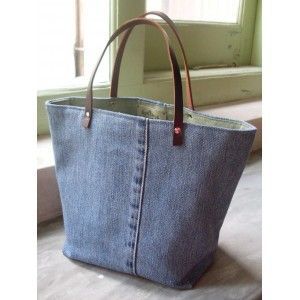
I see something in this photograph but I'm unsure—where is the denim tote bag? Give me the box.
[46,15,256,289]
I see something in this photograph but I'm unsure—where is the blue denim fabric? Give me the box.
[46,97,256,289]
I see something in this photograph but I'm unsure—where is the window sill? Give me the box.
[37,80,110,98]
[148,18,242,28]
[144,65,262,83]
[37,66,261,98]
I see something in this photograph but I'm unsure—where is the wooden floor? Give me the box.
[38,152,262,300]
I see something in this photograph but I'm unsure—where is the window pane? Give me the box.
[38,0,109,90]
[146,0,241,23]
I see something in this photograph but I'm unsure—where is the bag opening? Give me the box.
[48,97,254,131]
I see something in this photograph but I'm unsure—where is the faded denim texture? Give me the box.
[46,97,256,289]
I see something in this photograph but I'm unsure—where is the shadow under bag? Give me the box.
[46,12,256,289]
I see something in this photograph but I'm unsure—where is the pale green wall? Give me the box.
[251,0,262,66]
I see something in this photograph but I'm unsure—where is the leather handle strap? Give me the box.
[82,18,184,146]
[110,11,195,110]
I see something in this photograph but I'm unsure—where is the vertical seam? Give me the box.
[132,118,149,275]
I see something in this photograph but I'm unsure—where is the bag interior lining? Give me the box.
[50,97,253,131]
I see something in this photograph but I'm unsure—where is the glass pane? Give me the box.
[146,0,241,23]
[38,0,109,90]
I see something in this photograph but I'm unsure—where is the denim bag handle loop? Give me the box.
[82,18,184,146]
[111,11,195,110]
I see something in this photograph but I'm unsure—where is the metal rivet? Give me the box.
[86,112,90,117]
[174,127,181,135]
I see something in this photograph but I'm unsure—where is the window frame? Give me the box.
[146,0,245,26]
[143,0,258,71]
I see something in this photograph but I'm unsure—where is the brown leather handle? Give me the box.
[82,18,184,146]
[110,11,195,110]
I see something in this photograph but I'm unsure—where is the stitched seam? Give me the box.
[132,118,149,275]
